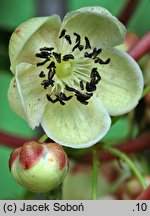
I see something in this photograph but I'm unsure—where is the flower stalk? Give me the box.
[92,147,99,200]
[118,0,140,26]
[128,31,150,61]
[101,144,147,189]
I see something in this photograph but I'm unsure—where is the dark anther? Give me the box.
[37,58,50,67]
[64,35,72,45]
[78,45,84,51]
[75,92,93,105]
[39,71,46,78]
[53,52,61,63]
[84,51,93,58]
[59,29,66,38]
[46,94,59,103]
[47,61,56,69]
[73,33,81,43]
[90,68,101,85]
[41,79,54,89]
[65,85,76,92]
[63,54,74,61]
[55,93,65,105]
[92,48,102,59]
[59,92,73,101]
[48,68,55,80]
[94,57,111,65]
[65,85,80,94]
[39,47,54,52]
[85,36,91,49]
[86,82,96,92]
[35,51,50,59]
[79,80,84,90]
[84,48,102,59]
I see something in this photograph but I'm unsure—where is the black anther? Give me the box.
[47,61,56,69]
[37,58,49,67]
[79,80,84,90]
[39,71,46,78]
[64,35,72,45]
[59,29,66,38]
[53,52,61,63]
[40,47,54,52]
[63,54,74,61]
[85,36,91,49]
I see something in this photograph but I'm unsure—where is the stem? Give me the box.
[76,132,150,164]
[135,185,150,200]
[48,184,62,200]
[102,145,147,190]
[141,85,150,99]
[38,134,48,143]
[0,130,32,148]
[128,31,150,61]
[92,148,99,200]
[118,0,140,26]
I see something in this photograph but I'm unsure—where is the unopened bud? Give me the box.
[9,141,69,192]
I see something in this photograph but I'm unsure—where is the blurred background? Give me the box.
[0,0,150,199]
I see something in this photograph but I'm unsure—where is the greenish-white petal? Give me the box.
[9,15,61,73]
[60,6,126,49]
[41,96,111,149]
[16,63,48,129]
[8,77,26,120]
[96,48,144,116]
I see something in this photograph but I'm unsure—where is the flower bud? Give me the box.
[9,141,69,192]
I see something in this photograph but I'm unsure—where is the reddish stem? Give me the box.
[128,31,150,61]
[77,132,150,164]
[118,0,140,26]
[135,185,150,200]
[0,130,35,148]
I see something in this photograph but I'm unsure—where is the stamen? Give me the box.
[53,52,61,63]
[37,58,49,67]
[55,93,65,105]
[78,45,84,51]
[65,85,77,92]
[92,48,102,59]
[47,61,56,69]
[86,82,96,92]
[85,36,91,49]
[46,94,59,103]
[48,68,55,80]
[59,92,73,101]
[79,80,84,90]
[94,57,111,64]
[59,29,66,38]
[84,48,102,59]
[41,79,54,89]
[75,92,93,105]
[35,52,50,59]
[73,33,81,43]
[64,35,72,45]
[39,71,46,78]
[40,47,54,52]
[62,54,74,61]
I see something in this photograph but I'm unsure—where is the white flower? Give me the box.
[8,7,143,148]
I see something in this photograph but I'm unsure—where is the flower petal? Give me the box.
[9,15,61,73]
[96,48,144,116]
[16,63,48,129]
[41,96,111,149]
[60,6,125,49]
[8,77,26,120]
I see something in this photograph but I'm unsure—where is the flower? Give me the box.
[9,141,68,192]
[8,7,143,148]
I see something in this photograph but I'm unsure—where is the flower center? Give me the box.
[35,29,111,106]
[56,61,72,78]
